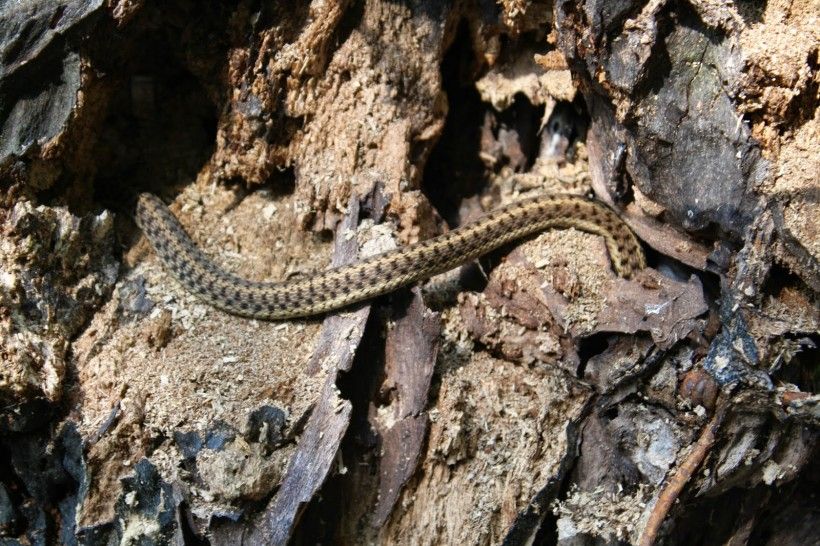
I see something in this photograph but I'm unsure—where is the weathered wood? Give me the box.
[0,1,817,544]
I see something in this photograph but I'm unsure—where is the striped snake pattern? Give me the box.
[136,192,645,319]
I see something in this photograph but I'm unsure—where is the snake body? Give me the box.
[136,193,645,319]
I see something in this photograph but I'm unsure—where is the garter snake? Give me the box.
[136,192,645,319]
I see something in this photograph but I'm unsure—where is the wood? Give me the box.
[0,1,816,544]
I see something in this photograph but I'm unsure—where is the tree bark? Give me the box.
[0,1,817,545]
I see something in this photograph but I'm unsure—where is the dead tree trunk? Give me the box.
[0,1,816,545]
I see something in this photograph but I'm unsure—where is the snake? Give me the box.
[136,192,645,319]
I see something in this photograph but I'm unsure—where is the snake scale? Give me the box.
[136,192,645,319]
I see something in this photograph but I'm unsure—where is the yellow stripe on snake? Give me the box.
[136,193,645,319]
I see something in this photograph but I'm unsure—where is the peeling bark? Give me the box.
[1,1,817,545]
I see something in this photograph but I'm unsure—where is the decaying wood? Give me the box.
[250,197,369,544]
[0,1,817,545]
[638,397,728,546]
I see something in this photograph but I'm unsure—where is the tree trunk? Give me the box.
[0,1,817,545]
